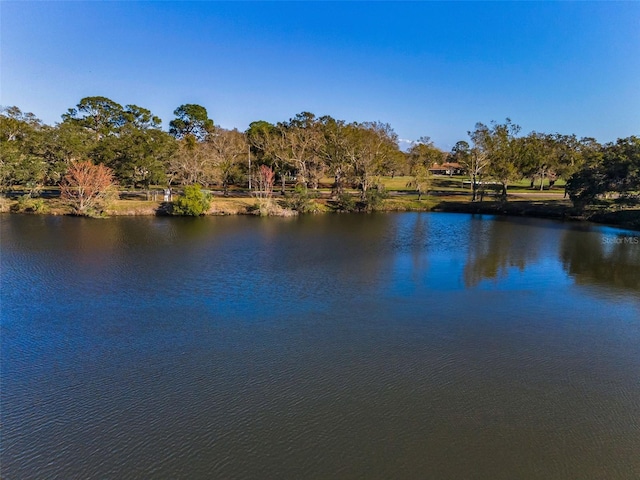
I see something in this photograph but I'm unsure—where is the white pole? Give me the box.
[248,144,252,191]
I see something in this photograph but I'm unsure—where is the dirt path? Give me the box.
[509,191,566,199]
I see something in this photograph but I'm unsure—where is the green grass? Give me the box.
[379,176,415,191]
[379,175,566,194]
[508,178,567,191]
[381,196,438,211]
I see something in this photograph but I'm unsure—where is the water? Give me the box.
[1,213,639,479]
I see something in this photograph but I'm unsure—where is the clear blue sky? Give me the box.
[2,1,639,149]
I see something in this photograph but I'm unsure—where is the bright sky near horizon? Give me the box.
[1,1,638,150]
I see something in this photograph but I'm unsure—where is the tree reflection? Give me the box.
[560,230,640,291]
[463,217,542,287]
[409,213,429,276]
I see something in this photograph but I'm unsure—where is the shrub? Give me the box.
[171,184,211,216]
[565,168,607,210]
[359,185,388,212]
[0,196,11,213]
[284,184,320,213]
[248,198,297,217]
[28,197,48,213]
[10,194,49,214]
[334,192,356,212]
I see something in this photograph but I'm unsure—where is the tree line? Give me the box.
[1,96,638,210]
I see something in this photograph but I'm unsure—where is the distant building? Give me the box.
[429,162,465,175]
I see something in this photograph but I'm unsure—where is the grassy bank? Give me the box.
[2,176,638,231]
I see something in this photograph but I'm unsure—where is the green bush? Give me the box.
[358,185,388,212]
[284,185,320,213]
[334,192,356,212]
[566,168,607,210]
[171,185,211,216]
[10,194,49,214]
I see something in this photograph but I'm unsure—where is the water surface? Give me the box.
[1,213,639,479]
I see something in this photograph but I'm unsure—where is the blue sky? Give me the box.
[1,1,639,149]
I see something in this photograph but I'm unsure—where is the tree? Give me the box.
[35,122,94,185]
[280,112,323,190]
[171,184,211,216]
[246,120,276,163]
[0,106,42,140]
[122,104,162,130]
[565,136,640,209]
[169,104,214,141]
[450,140,481,198]
[254,164,275,199]
[246,120,290,193]
[59,98,173,186]
[60,160,116,215]
[109,128,177,188]
[406,137,443,200]
[565,166,607,209]
[408,137,443,168]
[519,132,558,190]
[601,136,640,197]
[167,136,215,186]
[465,125,492,201]
[407,164,431,201]
[61,96,124,140]
[481,119,522,200]
[89,103,175,187]
[0,107,47,194]
[551,134,586,185]
[318,116,351,197]
[104,104,172,187]
[207,128,247,196]
[346,121,399,201]
[450,140,470,177]
[167,105,215,186]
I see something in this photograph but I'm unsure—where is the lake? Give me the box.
[1,213,639,479]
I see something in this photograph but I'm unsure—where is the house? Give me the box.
[429,162,465,175]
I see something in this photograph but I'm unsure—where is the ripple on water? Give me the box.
[1,214,639,479]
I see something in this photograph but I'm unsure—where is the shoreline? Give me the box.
[431,200,640,232]
[3,194,639,232]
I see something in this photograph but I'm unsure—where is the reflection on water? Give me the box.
[463,217,545,287]
[560,228,640,291]
[1,213,639,479]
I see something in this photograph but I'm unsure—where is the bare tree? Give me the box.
[207,128,247,196]
[167,136,215,186]
[60,160,116,215]
[253,164,275,199]
[281,112,323,190]
[318,116,351,197]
